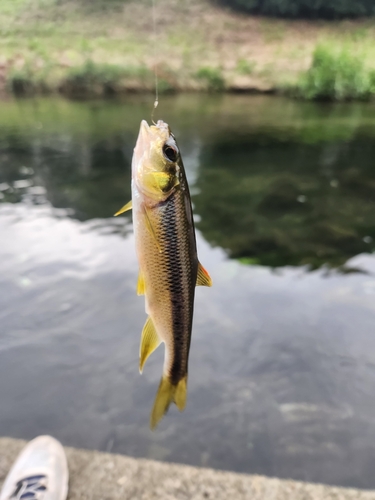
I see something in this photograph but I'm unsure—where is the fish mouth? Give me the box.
[133,120,152,169]
[132,119,173,184]
[133,119,171,164]
[138,119,152,150]
[140,119,151,140]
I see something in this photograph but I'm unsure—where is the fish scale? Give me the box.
[145,186,196,383]
[163,193,195,383]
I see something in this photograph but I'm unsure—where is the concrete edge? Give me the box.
[0,437,374,500]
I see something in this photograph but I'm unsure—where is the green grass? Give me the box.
[236,58,256,75]
[296,42,375,100]
[260,19,286,42]
[0,0,34,15]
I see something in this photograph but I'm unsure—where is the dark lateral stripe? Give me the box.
[162,193,190,385]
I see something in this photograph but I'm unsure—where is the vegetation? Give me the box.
[295,43,375,100]
[7,66,38,95]
[220,0,375,19]
[2,0,375,98]
[195,67,225,91]
[61,61,127,95]
[236,59,256,75]
[60,60,154,96]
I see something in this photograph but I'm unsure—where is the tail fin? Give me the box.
[150,376,187,429]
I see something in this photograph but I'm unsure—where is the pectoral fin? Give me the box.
[114,200,132,216]
[139,317,161,373]
[143,206,161,252]
[137,270,145,296]
[196,262,212,287]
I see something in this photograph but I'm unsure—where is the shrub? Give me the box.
[61,60,125,94]
[60,60,153,95]
[296,43,375,101]
[7,68,35,95]
[195,67,225,91]
[6,64,50,95]
[219,0,375,19]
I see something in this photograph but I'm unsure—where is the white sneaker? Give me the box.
[0,436,68,500]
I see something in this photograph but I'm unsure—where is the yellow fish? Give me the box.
[116,120,212,429]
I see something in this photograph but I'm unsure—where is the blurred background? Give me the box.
[1,0,375,491]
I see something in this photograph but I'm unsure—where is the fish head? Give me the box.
[132,119,180,201]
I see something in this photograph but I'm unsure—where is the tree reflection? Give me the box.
[0,134,132,221]
[194,131,375,268]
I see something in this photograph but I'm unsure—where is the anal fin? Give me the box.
[139,317,161,373]
[196,262,212,287]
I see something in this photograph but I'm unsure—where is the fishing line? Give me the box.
[151,0,159,124]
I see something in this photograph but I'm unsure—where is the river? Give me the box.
[1,94,375,488]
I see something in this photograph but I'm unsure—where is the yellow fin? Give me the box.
[114,200,132,216]
[150,376,187,430]
[137,270,145,296]
[143,206,161,252]
[196,262,212,287]
[139,317,161,374]
[174,377,187,411]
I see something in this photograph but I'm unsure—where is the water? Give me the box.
[1,95,375,489]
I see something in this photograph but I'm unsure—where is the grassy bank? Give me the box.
[1,0,375,99]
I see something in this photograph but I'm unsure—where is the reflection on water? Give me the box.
[2,95,375,268]
[1,95,375,488]
[196,133,375,268]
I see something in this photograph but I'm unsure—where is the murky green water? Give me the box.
[1,95,375,488]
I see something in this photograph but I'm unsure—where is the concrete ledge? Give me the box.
[0,437,374,500]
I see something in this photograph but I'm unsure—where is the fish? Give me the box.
[115,119,212,429]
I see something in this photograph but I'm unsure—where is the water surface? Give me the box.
[1,95,375,488]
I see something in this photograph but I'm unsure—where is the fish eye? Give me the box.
[163,144,178,163]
